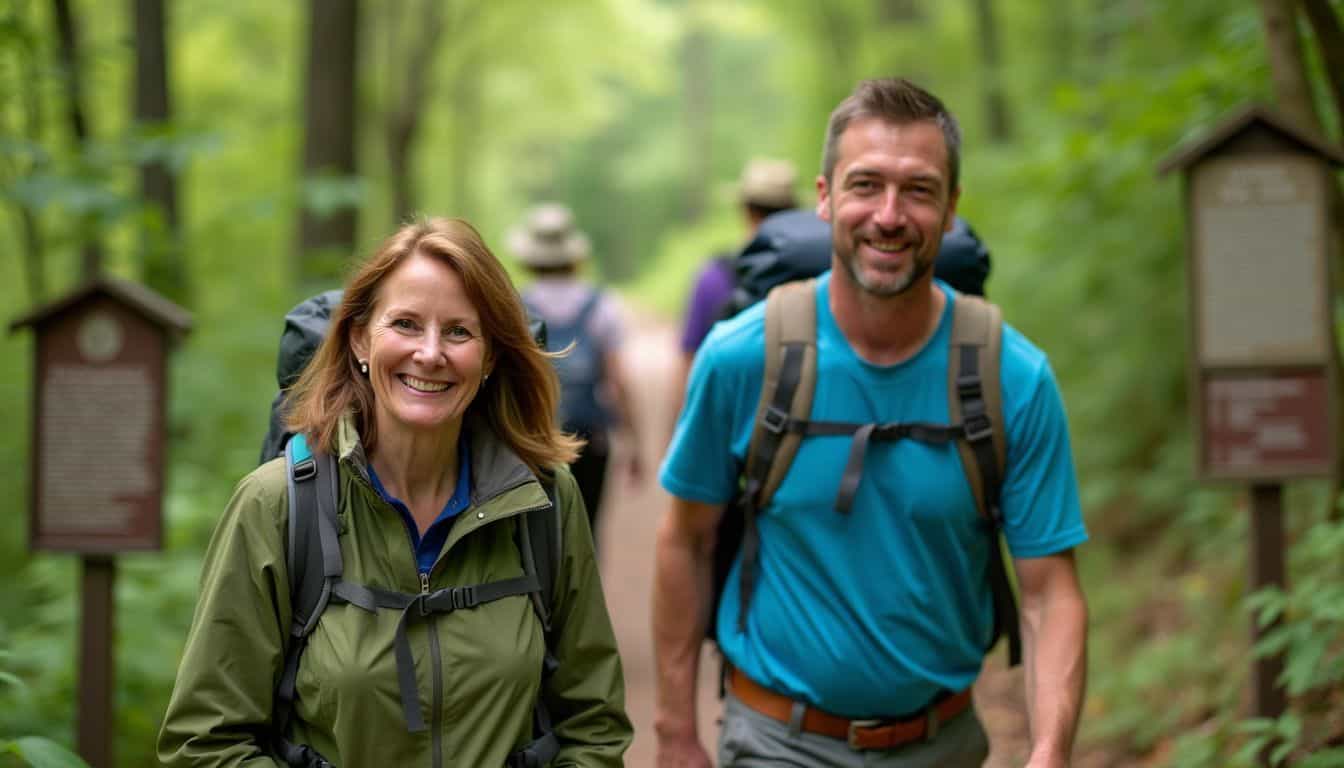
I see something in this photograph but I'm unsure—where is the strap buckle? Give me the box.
[452,586,478,610]
[761,406,789,435]
[846,719,883,750]
[956,373,982,398]
[292,458,317,482]
[962,413,993,443]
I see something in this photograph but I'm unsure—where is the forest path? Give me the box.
[595,307,1107,767]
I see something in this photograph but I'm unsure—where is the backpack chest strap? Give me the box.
[774,415,971,514]
[330,574,541,733]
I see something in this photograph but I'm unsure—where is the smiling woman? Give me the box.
[157,218,632,768]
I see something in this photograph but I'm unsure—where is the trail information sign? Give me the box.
[1159,105,1342,482]
[11,278,191,552]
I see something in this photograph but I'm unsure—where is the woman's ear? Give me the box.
[349,323,369,363]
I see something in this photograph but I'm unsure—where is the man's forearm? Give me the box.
[1020,562,1088,767]
[651,513,715,739]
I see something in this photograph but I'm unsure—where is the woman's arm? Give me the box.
[542,467,634,767]
[157,467,292,768]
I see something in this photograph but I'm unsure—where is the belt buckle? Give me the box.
[846,719,883,750]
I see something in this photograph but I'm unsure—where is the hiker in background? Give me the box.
[513,202,643,544]
[159,218,631,767]
[653,78,1088,767]
[674,158,798,406]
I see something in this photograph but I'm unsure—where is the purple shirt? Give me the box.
[679,257,736,354]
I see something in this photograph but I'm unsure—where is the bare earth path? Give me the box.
[595,309,1041,767]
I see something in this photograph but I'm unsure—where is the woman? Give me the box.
[159,218,632,767]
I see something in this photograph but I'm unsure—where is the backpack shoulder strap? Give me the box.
[274,434,343,764]
[734,278,818,631]
[518,475,563,633]
[748,278,819,508]
[947,293,1021,666]
[947,294,1006,513]
[284,433,343,636]
[573,287,604,329]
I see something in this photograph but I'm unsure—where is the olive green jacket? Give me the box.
[158,419,631,767]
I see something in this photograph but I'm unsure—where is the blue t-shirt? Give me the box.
[368,440,472,574]
[660,272,1087,718]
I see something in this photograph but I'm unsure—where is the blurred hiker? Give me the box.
[159,217,631,767]
[653,78,1088,768]
[513,202,643,546]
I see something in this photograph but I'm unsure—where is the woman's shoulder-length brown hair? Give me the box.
[284,217,581,474]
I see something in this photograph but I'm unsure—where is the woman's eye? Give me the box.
[392,318,416,331]
[447,325,474,341]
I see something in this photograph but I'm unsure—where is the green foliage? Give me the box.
[0,737,90,768]
[3,0,1343,765]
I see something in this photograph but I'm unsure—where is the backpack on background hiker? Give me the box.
[522,287,612,443]
[258,291,561,768]
[705,211,1021,673]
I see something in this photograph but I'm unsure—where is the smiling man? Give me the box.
[653,78,1089,768]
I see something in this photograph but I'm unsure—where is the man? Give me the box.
[676,158,798,384]
[511,202,642,544]
[653,78,1088,767]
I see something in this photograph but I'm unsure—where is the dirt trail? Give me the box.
[595,310,1035,766]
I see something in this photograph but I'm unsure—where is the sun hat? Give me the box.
[739,158,798,208]
[508,203,591,268]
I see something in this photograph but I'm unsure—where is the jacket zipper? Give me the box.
[422,571,444,768]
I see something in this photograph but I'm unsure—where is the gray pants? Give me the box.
[717,690,990,768]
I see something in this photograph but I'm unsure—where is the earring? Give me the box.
[359,360,369,376]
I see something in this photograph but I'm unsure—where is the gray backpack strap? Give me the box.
[736,279,818,630]
[947,294,1020,666]
[512,475,563,768]
[273,433,342,766]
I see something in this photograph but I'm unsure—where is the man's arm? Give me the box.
[1014,549,1088,768]
[652,495,724,768]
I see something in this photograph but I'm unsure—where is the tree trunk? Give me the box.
[1257,0,1320,128]
[133,0,186,303]
[681,16,712,224]
[296,0,360,293]
[385,0,445,226]
[1298,0,1344,132]
[9,3,47,302]
[1045,0,1074,85]
[969,0,1012,142]
[51,0,101,280]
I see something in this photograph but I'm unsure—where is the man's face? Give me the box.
[817,117,959,298]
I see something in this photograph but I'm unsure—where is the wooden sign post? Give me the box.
[10,278,190,768]
[1159,105,1343,741]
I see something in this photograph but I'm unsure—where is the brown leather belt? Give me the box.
[728,667,973,751]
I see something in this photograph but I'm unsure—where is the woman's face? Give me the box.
[351,252,490,441]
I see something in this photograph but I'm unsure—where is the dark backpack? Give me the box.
[716,209,991,322]
[705,219,1020,673]
[523,287,610,437]
[260,291,562,768]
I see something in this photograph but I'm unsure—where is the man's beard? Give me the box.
[839,232,936,298]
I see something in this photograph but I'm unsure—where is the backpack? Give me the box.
[522,287,610,437]
[716,209,992,322]
[705,252,1021,673]
[260,291,562,768]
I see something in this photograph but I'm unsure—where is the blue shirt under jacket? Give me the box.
[368,440,472,575]
[660,272,1088,718]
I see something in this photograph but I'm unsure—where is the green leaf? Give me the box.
[7,737,89,768]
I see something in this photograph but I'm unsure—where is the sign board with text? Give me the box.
[10,279,191,552]
[1159,105,1342,482]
